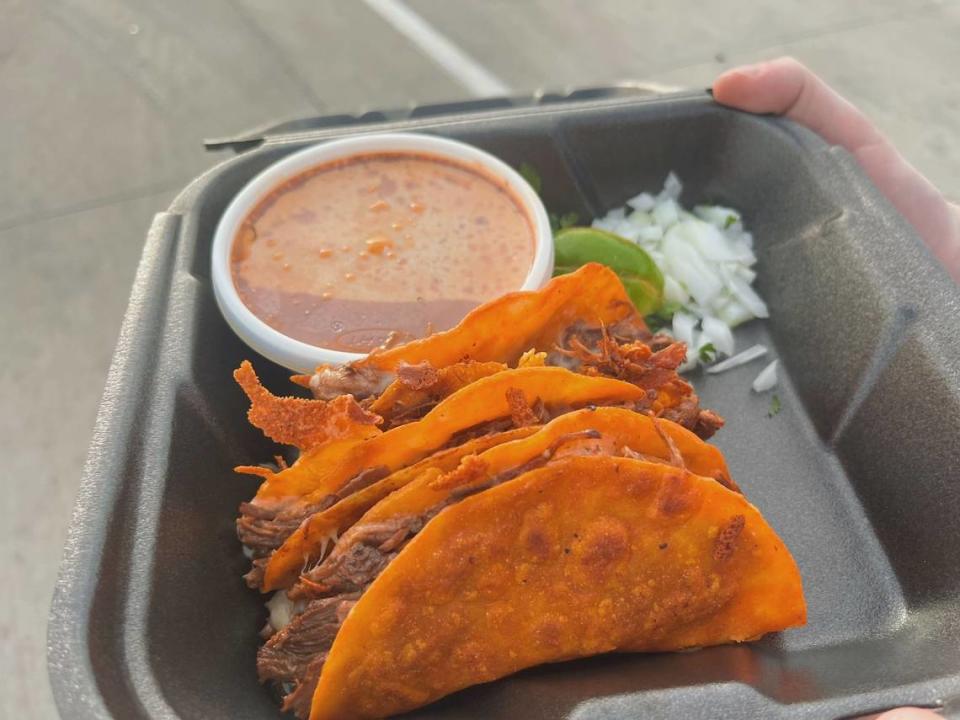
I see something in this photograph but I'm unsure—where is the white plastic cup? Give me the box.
[211,133,554,372]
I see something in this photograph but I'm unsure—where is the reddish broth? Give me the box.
[231,152,535,353]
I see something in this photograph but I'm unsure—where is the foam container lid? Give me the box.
[49,88,960,719]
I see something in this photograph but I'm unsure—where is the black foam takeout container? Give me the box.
[49,89,960,719]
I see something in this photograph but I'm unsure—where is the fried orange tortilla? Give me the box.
[346,407,735,534]
[286,408,736,600]
[239,361,507,513]
[309,456,806,719]
[240,438,372,508]
[237,430,535,590]
[235,360,382,450]
[367,360,506,427]
[270,425,536,569]
[356,263,644,371]
[245,364,620,507]
[261,366,647,590]
[290,263,722,439]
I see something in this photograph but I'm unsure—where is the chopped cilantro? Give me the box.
[768,394,782,417]
[698,342,717,364]
[549,211,580,234]
[724,214,737,229]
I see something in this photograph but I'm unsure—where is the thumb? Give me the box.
[713,57,960,281]
[875,709,941,720]
[712,57,883,155]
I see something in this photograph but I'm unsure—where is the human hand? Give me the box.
[712,58,950,719]
[875,708,941,719]
[712,57,960,282]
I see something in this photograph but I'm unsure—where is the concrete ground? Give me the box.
[1,1,957,717]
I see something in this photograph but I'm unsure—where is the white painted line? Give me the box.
[362,0,511,97]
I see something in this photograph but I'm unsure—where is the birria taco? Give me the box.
[235,264,723,589]
[254,412,804,718]
[231,265,805,719]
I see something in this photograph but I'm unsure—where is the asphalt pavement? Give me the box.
[2,1,958,717]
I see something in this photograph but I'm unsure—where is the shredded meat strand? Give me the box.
[280,653,326,719]
[258,595,352,683]
[396,361,440,390]
[308,365,389,401]
[238,497,336,550]
[649,414,685,468]
[450,429,603,502]
[336,465,390,499]
[693,408,725,439]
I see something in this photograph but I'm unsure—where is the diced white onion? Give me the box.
[688,331,705,368]
[613,220,641,242]
[685,219,754,264]
[652,198,680,228]
[606,207,625,222]
[721,266,769,319]
[752,359,779,392]
[735,264,757,284]
[590,173,769,375]
[626,191,656,212]
[660,172,683,201]
[701,316,735,357]
[662,274,689,305]
[706,344,768,374]
[694,204,740,229]
[661,232,724,307]
[716,298,754,328]
[671,312,697,348]
[637,225,663,242]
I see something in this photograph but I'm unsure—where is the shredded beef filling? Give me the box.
[257,592,361,718]
[271,521,440,710]
[290,516,427,600]
[378,399,441,429]
[238,464,393,585]
[692,408,725,438]
[557,318,651,353]
[259,596,348,683]
[307,364,389,401]
[280,652,326,719]
[549,321,722,439]
[259,517,433,717]
[238,497,336,559]
[396,360,440,390]
[245,557,269,589]
[660,397,725,439]
[452,429,605,503]
[444,416,517,448]
[335,464,391,498]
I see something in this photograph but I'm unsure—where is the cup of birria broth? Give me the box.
[211,133,554,371]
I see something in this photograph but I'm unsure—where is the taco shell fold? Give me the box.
[309,455,805,720]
